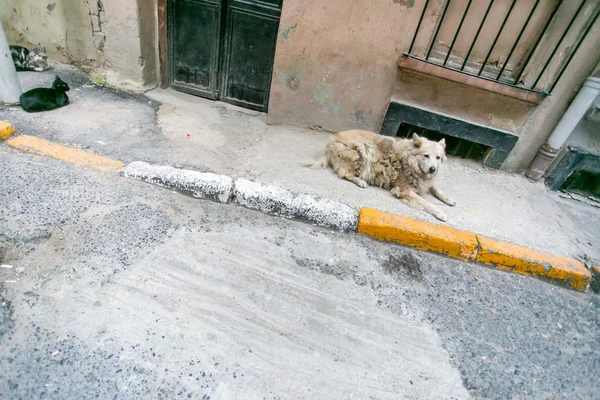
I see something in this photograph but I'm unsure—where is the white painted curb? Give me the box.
[233,178,358,232]
[122,162,358,231]
[122,161,233,204]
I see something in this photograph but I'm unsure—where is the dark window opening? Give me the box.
[396,123,490,162]
[561,170,600,200]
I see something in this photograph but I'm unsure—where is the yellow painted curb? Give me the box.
[7,134,124,172]
[358,208,478,261]
[358,208,591,292]
[474,235,591,292]
[0,121,15,140]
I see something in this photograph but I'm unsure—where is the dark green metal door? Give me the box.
[168,0,281,112]
[219,0,282,111]
[168,0,223,99]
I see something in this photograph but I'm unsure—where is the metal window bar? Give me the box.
[408,0,430,54]
[532,0,587,90]
[513,0,564,85]
[443,0,472,66]
[477,0,517,76]
[403,53,544,94]
[426,0,452,60]
[405,0,599,95]
[550,5,600,92]
[461,0,495,71]
[495,0,541,80]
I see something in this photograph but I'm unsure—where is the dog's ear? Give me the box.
[439,138,446,148]
[412,133,422,148]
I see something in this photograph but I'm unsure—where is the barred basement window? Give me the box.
[406,0,600,95]
[396,123,491,162]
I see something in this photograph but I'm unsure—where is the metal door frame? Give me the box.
[219,0,281,111]
[167,0,281,112]
[167,0,225,99]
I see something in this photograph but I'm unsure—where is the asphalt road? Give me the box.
[0,145,598,399]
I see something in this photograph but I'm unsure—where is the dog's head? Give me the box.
[411,133,447,178]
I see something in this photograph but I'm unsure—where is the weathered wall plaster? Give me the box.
[0,0,158,91]
[102,0,158,90]
[0,0,97,67]
[268,0,600,171]
[268,0,424,131]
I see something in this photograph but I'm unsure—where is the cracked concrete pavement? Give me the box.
[1,134,599,399]
[1,65,598,265]
[1,65,600,398]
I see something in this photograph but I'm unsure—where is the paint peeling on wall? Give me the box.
[268,0,424,133]
[275,59,307,91]
[0,0,97,68]
[392,0,415,7]
[350,108,372,128]
[279,23,297,40]
[314,81,340,114]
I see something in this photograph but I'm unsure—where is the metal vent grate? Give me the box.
[396,123,490,161]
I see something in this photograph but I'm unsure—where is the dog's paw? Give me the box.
[351,178,368,188]
[447,199,456,207]
[435,212,448,222]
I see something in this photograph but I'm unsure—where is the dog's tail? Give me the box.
[307,147,330,169]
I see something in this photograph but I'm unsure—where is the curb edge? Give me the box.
[357,208,591,292]
[0,121,16,140]
[6,136,590,292]
[7,134,124,172]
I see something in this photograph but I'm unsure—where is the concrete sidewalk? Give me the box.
[1,65,598,263]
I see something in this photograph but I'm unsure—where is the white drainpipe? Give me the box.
[526,72,600,181]
[0,20,22,105]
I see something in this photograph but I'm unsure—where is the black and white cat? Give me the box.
[10,45,49,72]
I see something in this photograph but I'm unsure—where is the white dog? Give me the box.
[312,130,455,221]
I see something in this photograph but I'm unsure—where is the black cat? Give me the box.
[20,76,70,113]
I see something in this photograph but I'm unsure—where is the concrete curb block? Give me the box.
[121,161,233,204]
[233,178,358,232]
[474,236,590,292]
[121,164,358,231]
[6,134,590,291]
[358,208,591,292]
[0,121,15,140]
[358,207,478,261]
[7,134,124,172]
